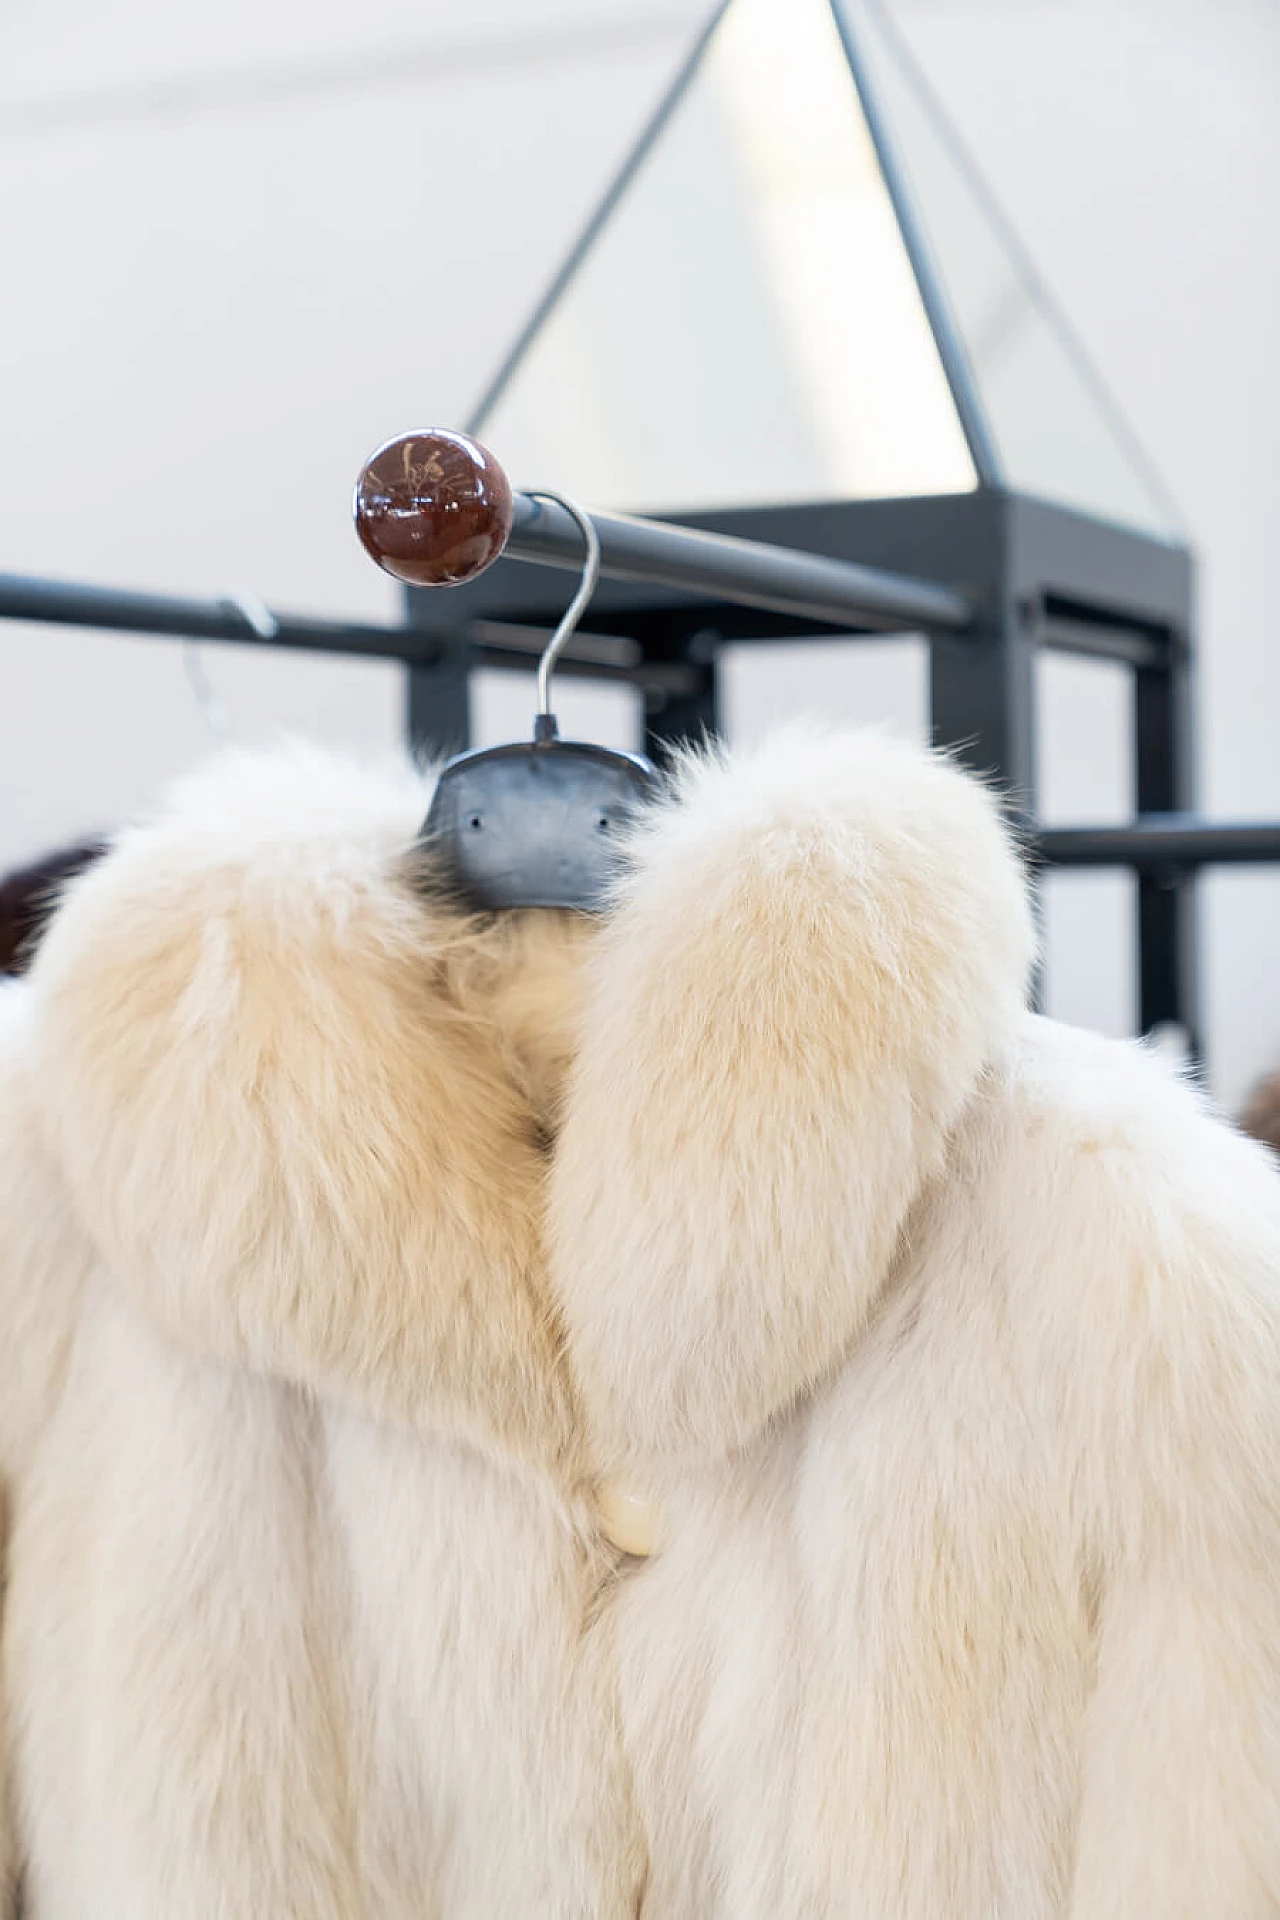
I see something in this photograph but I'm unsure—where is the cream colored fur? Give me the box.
[0,981,99,1915]
[550,731,1280,1917]
[1,746,640,1918]
[1,729,1278,1917]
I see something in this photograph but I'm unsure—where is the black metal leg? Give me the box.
[638,623,720,766]
[406,634,472,760]
[928,612,1037,809]
[929,609,1042,1004]
[1134,635,1199,1051]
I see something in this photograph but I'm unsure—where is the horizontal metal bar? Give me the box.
[1036,613,1168,672]
[1037,816,1280,869]
[0,572,692,689]
[505,496,973,634]
[469,619,641,670]
[0,571,438,659]
[2,493,974,676]
[468,621,698,694]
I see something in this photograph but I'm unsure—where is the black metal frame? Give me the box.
[835,0,1185,531]
[443,0,1229,1050]
[0,484,1272,1064]
[403,485,1212,1042]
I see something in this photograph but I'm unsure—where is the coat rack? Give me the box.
[4,433,1279,1068]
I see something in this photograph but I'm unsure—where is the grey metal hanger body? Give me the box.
[418,489,658,913]
[423,733,656,912]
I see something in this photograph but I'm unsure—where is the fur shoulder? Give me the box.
[963,1017,1280,1914]
[1,982,95,1914]
[29,745,580,1473]
[0,981,95,1487]
[548,728,1035,1474]
[989,1016,1280,1547]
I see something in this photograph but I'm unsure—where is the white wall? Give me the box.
[0,0,704,847]
[1,0,1276,1107]
[891,0,1280,1105]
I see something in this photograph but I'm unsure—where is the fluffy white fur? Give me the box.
[0,982,100,1915]
[2,729,1278,1917]
[1,746,640,1918]
[550,731,1280,1917]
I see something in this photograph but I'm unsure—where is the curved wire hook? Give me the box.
[183,587,282,740]
[526,490,601,734]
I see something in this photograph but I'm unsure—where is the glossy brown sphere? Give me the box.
[353,429,514,587]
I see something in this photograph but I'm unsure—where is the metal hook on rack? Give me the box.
[525,490,601,741]
[182,589,281,739]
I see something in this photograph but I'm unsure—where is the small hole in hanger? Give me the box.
[469,814,483,830]
[597,814,610,832]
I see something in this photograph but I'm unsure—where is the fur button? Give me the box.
[596,1481,662,1558]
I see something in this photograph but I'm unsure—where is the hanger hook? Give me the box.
[527,491,601,737]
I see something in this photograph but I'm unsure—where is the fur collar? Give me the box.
[549,729,1033,1477]
[30,745,588,1480]
[29,731,1031,1483]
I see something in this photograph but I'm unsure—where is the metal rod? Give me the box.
[0,571,435,658]
[0,570,690,688]
[1133,639,1198,1045]
[853,0,1183,532]
[1,507,970,655]
[1036,612,1168,672]
[829,0,1003,489]
[467,0,735,439]
[1037,817,1280,869]
[504,496,973,633]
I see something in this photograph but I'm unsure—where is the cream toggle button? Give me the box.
[596,1481,663,1558]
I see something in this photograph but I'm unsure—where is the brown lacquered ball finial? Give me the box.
[353,429,514,587]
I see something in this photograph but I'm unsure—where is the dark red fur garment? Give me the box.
[0,841,107,976]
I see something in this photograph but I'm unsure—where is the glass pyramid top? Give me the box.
[473,0,1179,539]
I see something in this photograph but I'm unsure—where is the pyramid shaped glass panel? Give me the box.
[474,0,976,514]
[473,0,1179,539]
[837,0,1179,537]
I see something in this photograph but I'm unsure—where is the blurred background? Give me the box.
[1,0,1277,1107]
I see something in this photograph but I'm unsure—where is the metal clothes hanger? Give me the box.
[353,429,658,913]
[182,589,279,740]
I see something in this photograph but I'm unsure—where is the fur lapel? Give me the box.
[549,729,1035,1477]
[30,745,587,1479]
[29,730,1032,1487]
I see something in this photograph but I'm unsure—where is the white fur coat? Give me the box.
[2,731,1278,1917]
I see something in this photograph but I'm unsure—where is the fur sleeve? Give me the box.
[0,983,97,1916]
[1008,1029,1280,1915]
[27,746,576,1473]
[0,986,95,1488]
